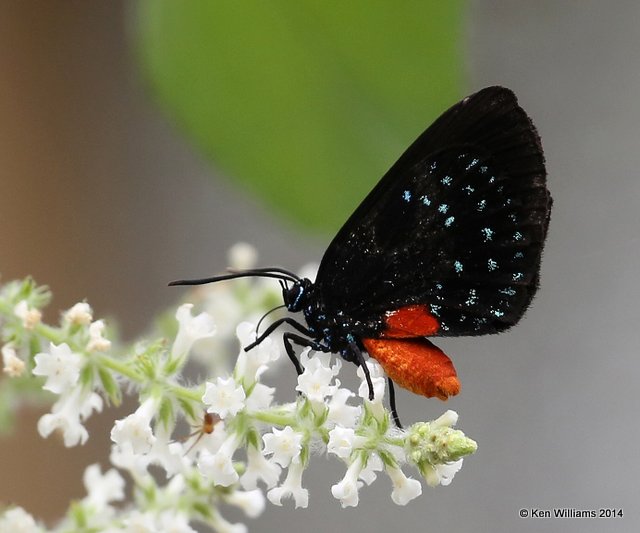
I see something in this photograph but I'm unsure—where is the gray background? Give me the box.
[0,2,638,532]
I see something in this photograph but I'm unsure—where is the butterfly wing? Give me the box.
[313,86,551,336]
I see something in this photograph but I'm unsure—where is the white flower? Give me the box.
[32,342,83,394]
[262,426,303,467]
[121,511,157,532]
[157,511,198,533]
[385,464,422,505]
[224,489,266,518]
[301,350,341,377]
[424,459,464,487]
[327,388,361,428]
[148,428,192,476]
[0,506,42,532]
[432,409,459,428]
[87,319,111,352]
[327,426,358,459]
[163,474,187,499]
[357,360,386,402]
[37,388,103,446]
[198,448,239,487]
[197,290,243,353]
[203,377,246,419]
[110,398,157,455]
[358,453,383,485]
[245,382,275,412]
[295,350,340,402]
[194,418,228,456]
[83,464,125,510]
[109,443,151,480]
[235,322,281,385]
[64,302,93,325]
[240,444,281,490]
[331,455,364,508]
[267,460,308,508]
[172,303,216,358]
[228,242,258,270]
[198,432,242,486]
[2,343,25,377]
[13,300,42,330]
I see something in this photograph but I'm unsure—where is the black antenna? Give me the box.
[256,304,287,337]
[227,267,301,281]
[169,267,300,287]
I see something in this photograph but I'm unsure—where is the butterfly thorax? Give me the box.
[283,278,383,357]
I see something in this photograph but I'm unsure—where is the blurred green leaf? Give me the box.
[135,1,466,232]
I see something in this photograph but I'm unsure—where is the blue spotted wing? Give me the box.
[313,86,551,336]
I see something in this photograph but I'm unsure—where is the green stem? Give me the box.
[385,436,406,448]
[33,323,65,345]
[251,410,297,427]
[96,354,143,382]
[169,384,204,404]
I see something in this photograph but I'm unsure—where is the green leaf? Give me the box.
[98,367,122,406]
[177,396,198,422]
[158,395,176,430]
[135,1,466,232]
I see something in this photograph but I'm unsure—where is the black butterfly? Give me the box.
[171,86,552,426]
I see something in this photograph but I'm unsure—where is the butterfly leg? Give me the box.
[387,378,402,428]
[245,317,314,352]
[282,332,305,375]
[347,342,375,402]
[281,332,327,376]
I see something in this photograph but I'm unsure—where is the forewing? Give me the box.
[314,87,551,336]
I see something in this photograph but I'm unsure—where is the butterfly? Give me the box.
[171,86,552,426]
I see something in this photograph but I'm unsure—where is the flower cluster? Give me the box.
[0,246,477,532]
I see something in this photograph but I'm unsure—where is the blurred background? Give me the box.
[1,1,639,532]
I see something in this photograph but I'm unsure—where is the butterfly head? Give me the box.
[282,278,313,313]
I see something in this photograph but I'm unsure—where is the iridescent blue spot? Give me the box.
[514,251,524,259]
[481,227,494,241]
[430,304,441,317]
[454,260,463,273]
[293,288,304,308]
[463,185,475,195]
[402,190,411,202]
[491,308,505,318]
[477,199,486,212]
[441,175,452,186]
[465,158,479,170]
[435,283,443,290]
[346,333,355,343]
[459,314,467,322]
[421,195,431,206]
[488,259,498,271]
[465,289,477,306]
[509,213,518,222]
[480,166,488,174]
[499,288,516,296]
[440,323,449,332]
[430,161,437,171]
[513,272,524,281]
[488,176,496,184]
[438,204,449,214]
[444,216,455,227]
[513,231,523,241]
